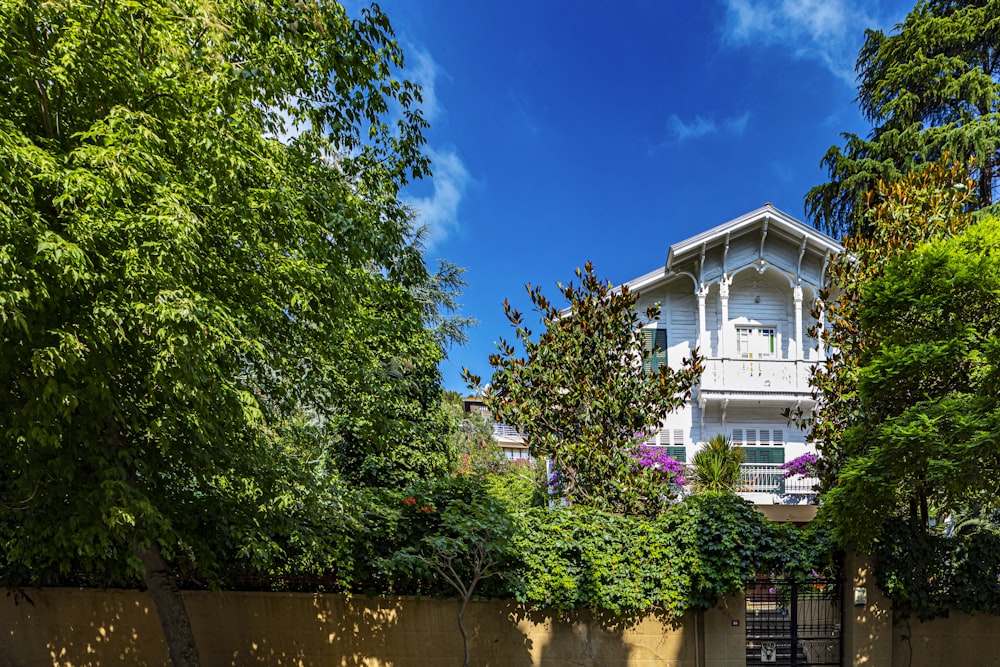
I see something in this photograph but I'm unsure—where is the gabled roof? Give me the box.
[622,204,842,293]
[665,204,842,274]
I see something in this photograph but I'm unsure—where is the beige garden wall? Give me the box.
[0,589,746,667]
[843,553,1000,667]
[892,612,1000,667]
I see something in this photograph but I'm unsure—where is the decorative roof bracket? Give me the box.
[698,241,707,286]
[796,235,808,283]
[722,232,731,276]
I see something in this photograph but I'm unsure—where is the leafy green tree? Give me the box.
[824,216,1000,549]
[807,0,1000,236]
[803,160,976,493]
[690,435,744,494]
[0,1,447,664]
[464,262,702,515]
[328,273,456,488]
[391,476,519,667]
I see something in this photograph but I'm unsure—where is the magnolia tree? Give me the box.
[464,262,701,515]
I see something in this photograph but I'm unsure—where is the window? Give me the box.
[735,326,776,359]
[741,447,785,465]
[645,429,686,462]
[732,427,785,464]
[643,327,668,372]
[663,445,686,461]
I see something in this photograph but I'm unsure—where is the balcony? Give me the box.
[739,464,818,501]
[492,423,524,438]
[698,358,815,406]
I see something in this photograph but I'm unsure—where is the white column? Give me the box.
[719,279,730,358]
[816,298,826,358]
[793,285,803,361]
[697,286,708,354]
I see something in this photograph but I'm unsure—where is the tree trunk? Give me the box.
[136,543,200,667]
[457,593,471,667]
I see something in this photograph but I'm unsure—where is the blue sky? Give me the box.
[366,0,915,393]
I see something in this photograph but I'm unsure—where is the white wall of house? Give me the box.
[625,205,842,504]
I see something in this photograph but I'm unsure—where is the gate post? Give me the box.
[842,553,893,665]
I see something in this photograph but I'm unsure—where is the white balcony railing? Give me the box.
[700,358,813,393]
[739,464,819,496]
[493,423,524,438]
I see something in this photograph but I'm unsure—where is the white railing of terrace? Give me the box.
[493,423,524,438]
[739,464,818,497]
[700,358,813,393]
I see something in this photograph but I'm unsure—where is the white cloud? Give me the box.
[403,148,470,250]
[396,47,471,249]
[666,112,751,143]
[405,47,445,123]
[670,115,718,141]
[720,0,884,85]
[724,112,751,136]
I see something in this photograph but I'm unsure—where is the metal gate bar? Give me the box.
[746,579,842,666]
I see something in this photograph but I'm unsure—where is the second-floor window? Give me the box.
[735,326,776,359]
[732,427,785,464]
[643,327,668,372]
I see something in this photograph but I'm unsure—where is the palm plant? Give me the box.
[690,434,744,493]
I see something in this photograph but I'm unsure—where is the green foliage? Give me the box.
[392,476,519,591]
[465,262,702,515]
[803,160,976,494]
[479,461,544,511]
[875,517,1000,620]
[690,434,744,493]
[512,494,835,617]
[442,390,503,471]
[805,156,1000,619]
[0,1,460,659]
[807,0,1000,236]
[824,217,1000,549]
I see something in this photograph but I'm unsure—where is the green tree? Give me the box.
[464,262,702,515]
[0,1,446,664]
[807,0,1000,237]
[690,435,744,494]
[393,476,518,667]
[804,160,976,493]
[824,216,1000,549]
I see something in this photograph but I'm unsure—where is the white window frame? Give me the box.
[734,324,778,359]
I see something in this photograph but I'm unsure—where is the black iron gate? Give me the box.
[745,579,842,666]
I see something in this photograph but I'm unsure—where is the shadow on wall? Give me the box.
[506,603,690,666]
[0,590,408,667]
[1,588,168,666]
[1,590,703,666]
[189,591,407,666]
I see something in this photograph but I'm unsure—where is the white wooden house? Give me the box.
[622,204,842,504]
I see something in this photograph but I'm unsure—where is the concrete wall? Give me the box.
[843,553,1000,667]
[0,589,746,667]
[7,585,1000,666]
[892,612,1000,667]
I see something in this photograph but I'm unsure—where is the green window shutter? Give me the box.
[758,448,786,464]
[642,329,655,373]
[666,446,686,461]
[643,328,668,373]
[741,447,757,464]
[653,329,668,371]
